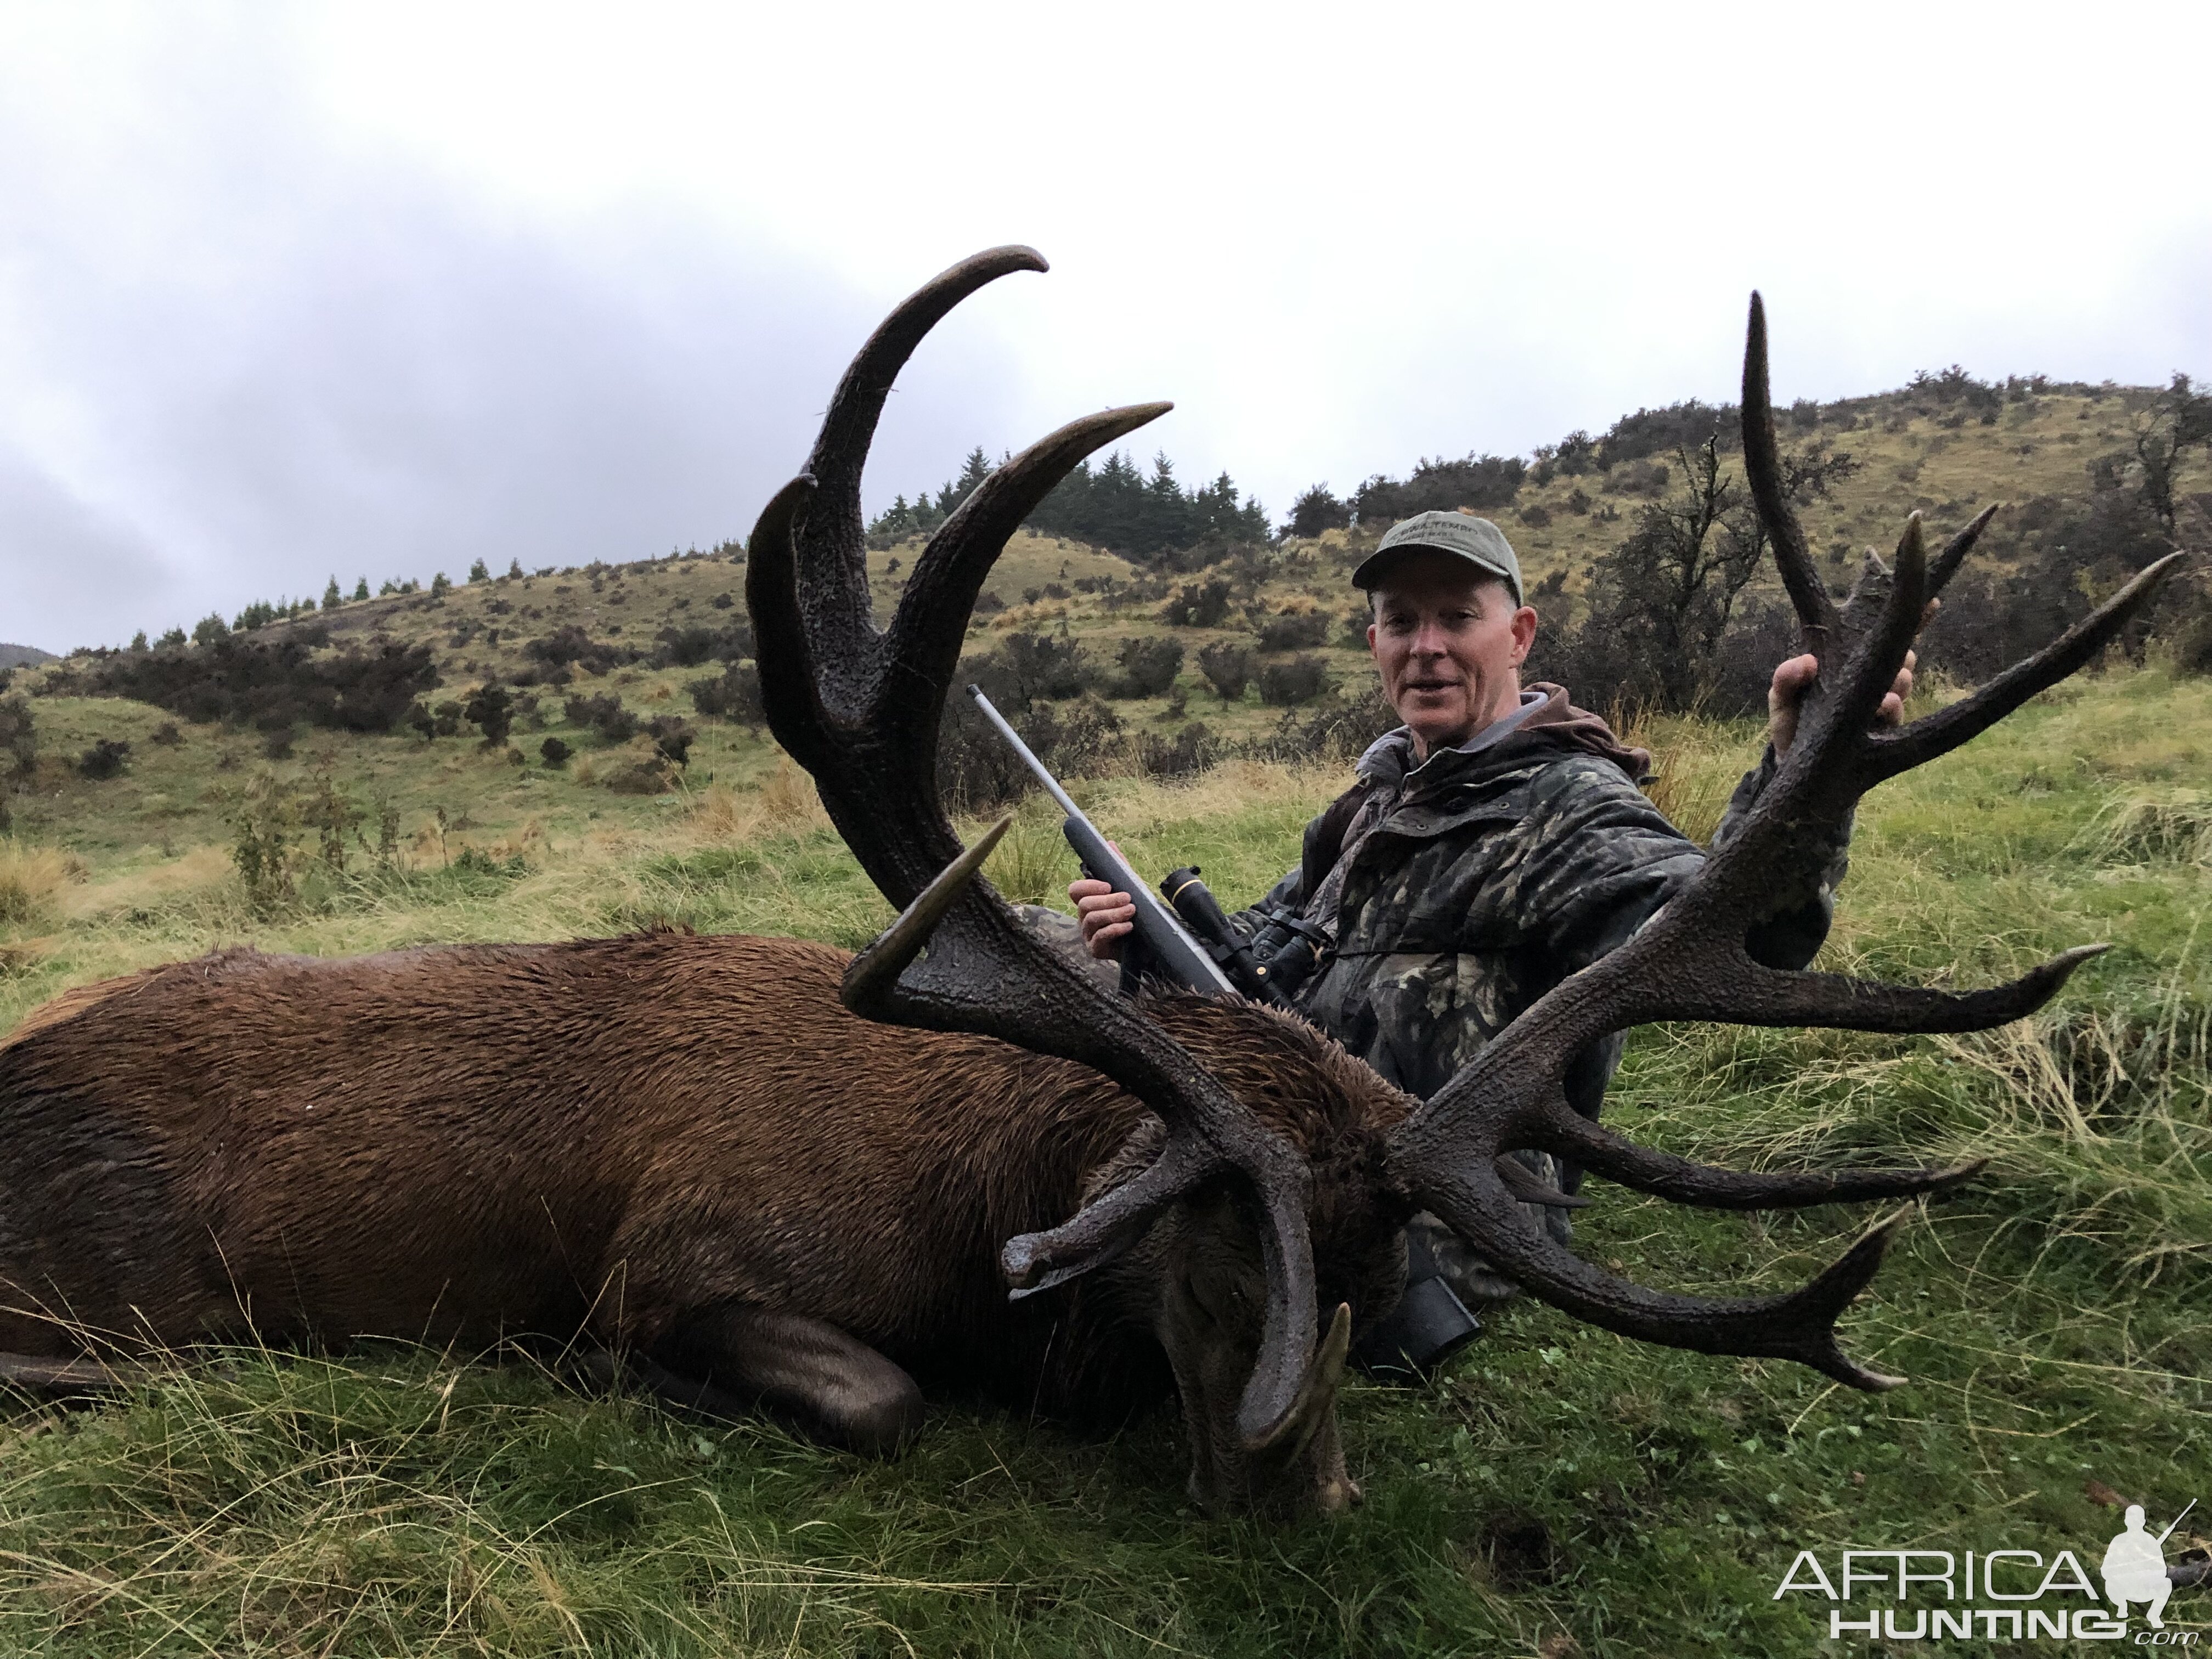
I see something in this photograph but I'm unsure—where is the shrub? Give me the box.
[1259,656,1331,707]
[462,680,513,748]
[63,638,437,734]
[645,715,695,769]
[1517,503,1553,528]
[1256,611,1329,652]
[1129,721,1217,778]
[1160,580,1233,628]
[1595,400,1731,469]
[1198,641,1252,702]
[690,663,764,725]
[1261,684,1398,762]
[523,627,637,679]
[563,693,639,745]
[0,695,33,778]
[967,631,1093,713]
[540,737,572,769]
[150,721,182,746]
[1110,636,1184,698]
[1602,459,1670,496]
[76,739,131,780]
[652,622,753,668]
[603,736,678,795]
[231,770,299,916]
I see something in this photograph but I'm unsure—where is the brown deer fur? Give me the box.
[0,926,1409,1499]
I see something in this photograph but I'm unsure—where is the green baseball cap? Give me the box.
[1352,511,1523,606]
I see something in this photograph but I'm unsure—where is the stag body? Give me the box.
[0,931,1404,1506]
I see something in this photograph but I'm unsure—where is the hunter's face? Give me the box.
[1367,552,1536,757]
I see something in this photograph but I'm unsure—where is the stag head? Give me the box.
[749,250,2187,1515]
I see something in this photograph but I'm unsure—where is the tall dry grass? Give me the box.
[0,843,81,927]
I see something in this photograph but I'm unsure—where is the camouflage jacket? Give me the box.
[1232,689,1848,1117]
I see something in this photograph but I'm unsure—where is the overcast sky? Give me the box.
[4,3,2208,652]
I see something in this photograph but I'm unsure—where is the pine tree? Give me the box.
[322,576,343,610]
[352,577,370,601]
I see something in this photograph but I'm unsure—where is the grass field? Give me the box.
[0,658,2208,1655]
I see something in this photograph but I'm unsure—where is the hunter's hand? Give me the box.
[1768,600,1934,755]
[1071,845,1135,961]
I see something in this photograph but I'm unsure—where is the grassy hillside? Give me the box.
[0,660,2208,1655]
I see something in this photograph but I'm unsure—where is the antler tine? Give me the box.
[1742,292,1836,651]
[1927,504,2001,599]
[1424,1159,1916,1390]
[747,473,843,776]
[751,248,1330,1453]
[1540,1108,1985,1211]
[877,402,1172,758]
[1001,1137,1222,1296]
[798,245,1048,653]
[1865,551,2192,784]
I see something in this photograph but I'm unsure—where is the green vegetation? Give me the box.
[0,658,2208,1654]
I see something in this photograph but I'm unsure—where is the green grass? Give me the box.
[1,669,2209,1654]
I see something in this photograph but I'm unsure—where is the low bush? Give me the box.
[1258,656,1331,707]
[1256,611,1329,652]
[967,631,1093,713]
[60,637,437,734]
[76,739,131,780]
[1159,580,1233,628]
[651,622,753,668]
[690,662,764,725]
[563,693,639,745]
[1198,641,1252,702]
[521,627,638,682]
[1109,636,1183,698]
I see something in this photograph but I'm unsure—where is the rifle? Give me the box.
[967,683,1482,1377]
[964,687,1236,997]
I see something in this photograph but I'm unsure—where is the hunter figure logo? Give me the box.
[2106,1502,2194,1631]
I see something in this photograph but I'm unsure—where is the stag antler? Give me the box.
[1384,294,2189,1390]
[746,247,1331,1448]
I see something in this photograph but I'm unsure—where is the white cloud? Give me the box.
[3,1,2207,648]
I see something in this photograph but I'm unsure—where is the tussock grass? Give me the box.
[2074,787,2212,867]
[2,667,2209,1655]
[0,843,80,927]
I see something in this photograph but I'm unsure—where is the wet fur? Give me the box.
[0,929,1410,1437]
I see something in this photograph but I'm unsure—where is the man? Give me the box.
[1071,510,1915,1365]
